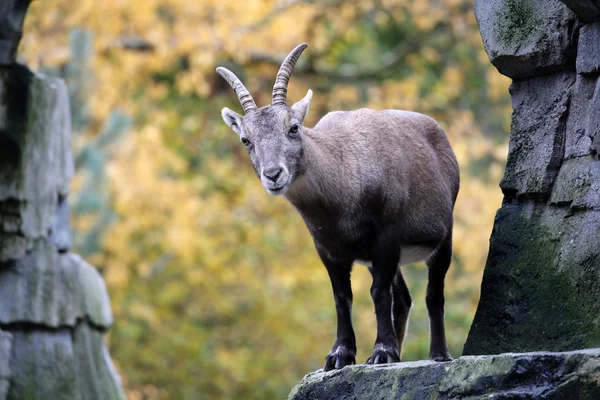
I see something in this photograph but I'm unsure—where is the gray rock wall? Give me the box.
[0,32,124,400]
[464,0,600,355]
[0,331,11,400]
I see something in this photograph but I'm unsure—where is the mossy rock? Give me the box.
[475,0,578,79]
[288,349,600,399]
[464,203,600,355]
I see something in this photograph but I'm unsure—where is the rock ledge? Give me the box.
[288,348,600,400]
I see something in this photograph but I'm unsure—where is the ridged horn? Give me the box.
[272,43,308,105]
[216,67,257,113]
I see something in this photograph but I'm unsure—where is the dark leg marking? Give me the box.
[366,234,401,365]
[426,235,453,362]
[319,250,356,371]
[392,268,412,357]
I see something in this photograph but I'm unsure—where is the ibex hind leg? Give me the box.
[391,269,412,358]
[425,234,453,362]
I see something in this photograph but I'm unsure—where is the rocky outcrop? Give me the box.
[0,29,124,400]
[0,65,74,262]
[0,0,31,65]
[464,0,600,355]
[474,0,578,79]
[288,349,600,400]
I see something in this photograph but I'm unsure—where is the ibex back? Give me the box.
[217,44,460,371]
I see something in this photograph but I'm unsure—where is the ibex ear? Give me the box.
[221,107,244,135]
[291,89,313,123]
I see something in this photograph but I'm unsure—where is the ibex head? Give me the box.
[217,44,312,196]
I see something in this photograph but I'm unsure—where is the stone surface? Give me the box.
[591,134,600,157]
[73,324,126,400]
[49,196,72,253]
[559,0,600,21]
[577,22,600,74]
[288,349,600,400]
[74,253,114,329]
[565,75,600,159]
[469,16,600,355]
[0,235,27,266]
[549,156,600,208]
[6,329,76,400]
[0,239,114,329]
[475,0,578,79]
[0,0,32,65]
[3,326,125,400]
[463,203,600,355]
[0,330,12,400]
[0,65,74,262]
[499,72,574,198]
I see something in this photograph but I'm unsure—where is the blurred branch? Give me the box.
[235,0,342,34]
[248,20,449,83]
[115,35,155,52]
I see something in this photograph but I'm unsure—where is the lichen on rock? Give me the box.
[288,349,600,400]
[466,0,600,359]
[475,0,578,79]
[464,203,600,355]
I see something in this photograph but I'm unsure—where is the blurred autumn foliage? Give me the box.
[19,0,511,398]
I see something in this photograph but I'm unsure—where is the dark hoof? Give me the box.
[324,345,356,371]
[365,344,400,365]
[430,352,453,362]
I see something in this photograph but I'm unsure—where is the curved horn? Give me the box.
[216,67,257,113]
[272,43,308,105]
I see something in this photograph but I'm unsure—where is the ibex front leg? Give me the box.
[319,251,356,371]
[366,235,401,364]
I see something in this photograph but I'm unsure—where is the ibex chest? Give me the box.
[298,204,378,262]
[296,198,437,266]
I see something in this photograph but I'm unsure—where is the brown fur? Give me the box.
[217,44,460,370]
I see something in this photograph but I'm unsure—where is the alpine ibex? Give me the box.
[217,44,459,371]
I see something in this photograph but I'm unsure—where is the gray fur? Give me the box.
[218,44,460,369]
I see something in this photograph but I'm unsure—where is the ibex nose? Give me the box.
[263,166,283,182]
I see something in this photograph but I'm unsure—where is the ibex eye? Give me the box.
[241,137,251,146]
[289,124,299,137]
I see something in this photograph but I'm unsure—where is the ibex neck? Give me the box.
[284,128,350,208]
